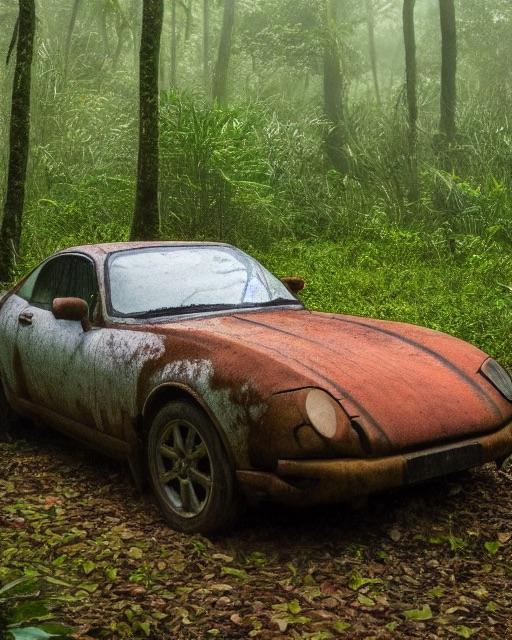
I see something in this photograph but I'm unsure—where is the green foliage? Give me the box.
[257,234,512,369]
[159,93,281,246]
[0,577,73,640]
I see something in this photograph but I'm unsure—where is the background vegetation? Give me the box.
[0,0,511,368]
[1,2,512,638]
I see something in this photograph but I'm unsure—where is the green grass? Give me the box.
[257,233,512,369]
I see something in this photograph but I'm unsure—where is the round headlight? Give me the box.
[305,389,339,439]
[480,358,512,402]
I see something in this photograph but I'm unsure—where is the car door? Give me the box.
[14,254,101,428]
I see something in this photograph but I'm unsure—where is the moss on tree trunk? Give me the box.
[323,0,349,175]
[0,0,36,283]
[439,0,457,144]
[131,0,164,241]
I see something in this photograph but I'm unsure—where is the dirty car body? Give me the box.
[1,242,512,532]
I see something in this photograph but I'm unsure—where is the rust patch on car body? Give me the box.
[238,420,512,506]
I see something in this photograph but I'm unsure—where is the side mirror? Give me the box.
[52,297,91,332]
[281,277,305,294]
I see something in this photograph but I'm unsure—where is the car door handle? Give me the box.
[18,311,34,326]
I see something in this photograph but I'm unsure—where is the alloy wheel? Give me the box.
[156,418,213,518]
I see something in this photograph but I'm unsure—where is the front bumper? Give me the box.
[237,421,512,506]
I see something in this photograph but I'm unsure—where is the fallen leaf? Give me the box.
[82,560,96,575]
[221,566,249,581]
[452,625,477,638]
[388,528,401,542]
[212,553,234,563]
[358,594,375,607]
[403,604,433,621]
[349,573,383,591]
[230,613,243,625]
[484,541,500,555]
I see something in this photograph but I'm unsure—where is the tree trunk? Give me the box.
[365,0,381,106]
[439,0,457,143]
[183,0,192,41]
[64,0,82,80]
[130,0,164,241]
[98,4,112,63]
[203,0,209,94]
[0,0,36,283]
[131,0,141,72]
[170,0,177,88]
[212,0,235,104]
[403,0,419,201]
[323,0,349,175]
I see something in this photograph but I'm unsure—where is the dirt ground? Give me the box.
[1,429,512,640]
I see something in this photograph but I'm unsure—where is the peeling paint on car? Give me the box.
[0,295,27,392]
[92,329,166,435]
[147,359,266,467]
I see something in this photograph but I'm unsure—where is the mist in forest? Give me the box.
[0,0,511,276]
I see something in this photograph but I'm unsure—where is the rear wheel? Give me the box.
[147,401,239,534]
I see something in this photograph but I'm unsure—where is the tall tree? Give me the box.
[131,0,141,71]
[439,0,457,143]
[212,0,236,104]
[323,0,349,175]
[403,0,418,200]
[64,0,82,80]
[203,0,210,94]
[365,0,381,106]
[112,6,131,71]
[0,0,36,283]
[130,0,164,241]
[170,0,177,87]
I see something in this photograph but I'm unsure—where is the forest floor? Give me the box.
[1,428,512,640]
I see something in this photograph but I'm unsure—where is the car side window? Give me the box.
[30,255,99,318]
[17,264,44,302]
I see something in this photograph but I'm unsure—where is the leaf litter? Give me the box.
[1,431,512,639]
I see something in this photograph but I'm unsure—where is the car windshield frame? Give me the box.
[104,244,303,319]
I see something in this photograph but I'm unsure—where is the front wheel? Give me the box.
[147,401,239,534]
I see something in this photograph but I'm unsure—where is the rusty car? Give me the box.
[1,241,512,533]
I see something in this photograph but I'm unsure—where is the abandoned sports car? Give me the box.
[1,242,512,533]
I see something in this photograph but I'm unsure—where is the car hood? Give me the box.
[175,309,512,453]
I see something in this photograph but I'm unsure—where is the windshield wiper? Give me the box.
[133,303,238,317]
[257,298,302,307]
[128,299,302,318]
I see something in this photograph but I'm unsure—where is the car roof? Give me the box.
[59,241,232,257]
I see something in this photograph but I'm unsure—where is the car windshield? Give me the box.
[107,245,301,317]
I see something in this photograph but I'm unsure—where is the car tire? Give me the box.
[0,381,19,441]
[147,401,239,534]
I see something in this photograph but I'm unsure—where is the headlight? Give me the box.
[252,387,364,468]
[305,389,340,438]
[480,358,512,402]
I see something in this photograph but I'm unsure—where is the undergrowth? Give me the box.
[0,89,510,366]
